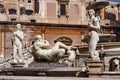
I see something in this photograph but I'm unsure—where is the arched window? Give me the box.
[26,10,33,15]
[54,37,73,46]
[109,57,120,71]
[107,12,116,20]
[9,9,16,15]
[28,0,31,3]
[20,7,26,15]
[0,4,4,13]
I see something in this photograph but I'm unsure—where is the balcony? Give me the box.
[8,14,19,21]
[0,13,7,21]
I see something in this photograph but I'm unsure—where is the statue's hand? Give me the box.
[67,46,77,50]
[28,48,32,53]
[67,46,72,50]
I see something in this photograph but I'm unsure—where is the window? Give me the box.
[34,0,39,13]
[20,7,26,15]
[26,10,33,15]
[60,4,66,15]
[11,18,16,21]
[107,12,116,20]
[54,37,73,46]
[28,0,31,3]
[57,0,69,18]
[0,4,4,13]
[9,9,16,15]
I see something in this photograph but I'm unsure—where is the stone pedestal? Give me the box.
[85,60,104,77]
[10,62,25,67]
[74,54,80,67]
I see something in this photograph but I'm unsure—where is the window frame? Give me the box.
[57,0,69,18]
[9,8,17,15]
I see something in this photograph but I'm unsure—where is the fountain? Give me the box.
[82,34,116,44]
[83,1,120,78]
[0,1,120,78]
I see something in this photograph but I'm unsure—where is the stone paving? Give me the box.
[0,76,120,80]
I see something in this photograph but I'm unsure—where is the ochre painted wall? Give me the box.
[3,25,88,57]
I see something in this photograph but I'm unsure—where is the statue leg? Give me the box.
[67,50,76,62]
[13,45,18,63]
[89,41,100,61]
[90,51,100,61]
[89,31,100,61]
[53,42,68,50]
[60,50,76,66]
[89,39,97,51]
[18,45,23,63]
[89,32,98,51]
[57,49,65,57]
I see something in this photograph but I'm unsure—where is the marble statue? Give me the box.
[113,59,120,71]
[109,58,120,71]
[30,35,76,66]
[13,23,24,63]
[88,9,100,61]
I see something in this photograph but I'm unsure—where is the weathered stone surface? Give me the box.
[28,61,68,68]
[85,60,104,73]
[0,76,119,80]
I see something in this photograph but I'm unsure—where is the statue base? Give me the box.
[85,60,104,77]
[1,61,84,77]
[28,61,68,68]
[10,62,25,67]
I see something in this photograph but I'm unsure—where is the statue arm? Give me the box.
[19,32,24,41]
[41,40,51,49]
[33,43,40,51]
[33,40,51,50]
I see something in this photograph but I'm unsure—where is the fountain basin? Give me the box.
[82,34,116,44]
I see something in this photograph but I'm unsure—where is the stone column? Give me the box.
[0,25,4,58]
[41,29,45,40]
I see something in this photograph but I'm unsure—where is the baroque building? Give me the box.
[0,0,119,58]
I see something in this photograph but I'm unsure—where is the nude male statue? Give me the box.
[30,35,76,66]
[88,9,100,61]
[13,23,24,63]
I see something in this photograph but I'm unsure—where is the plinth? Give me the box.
[85,60,104,77]
[10,62,25,67]
[1,61,84,77]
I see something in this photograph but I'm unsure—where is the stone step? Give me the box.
[0,67,88,77]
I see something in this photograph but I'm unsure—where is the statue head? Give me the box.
[88,9,95,17]
[113,58,119,66]
[16,23,22,30]
[35,35,42,40]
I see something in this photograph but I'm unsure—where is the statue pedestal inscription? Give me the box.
[85,60,104,77]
